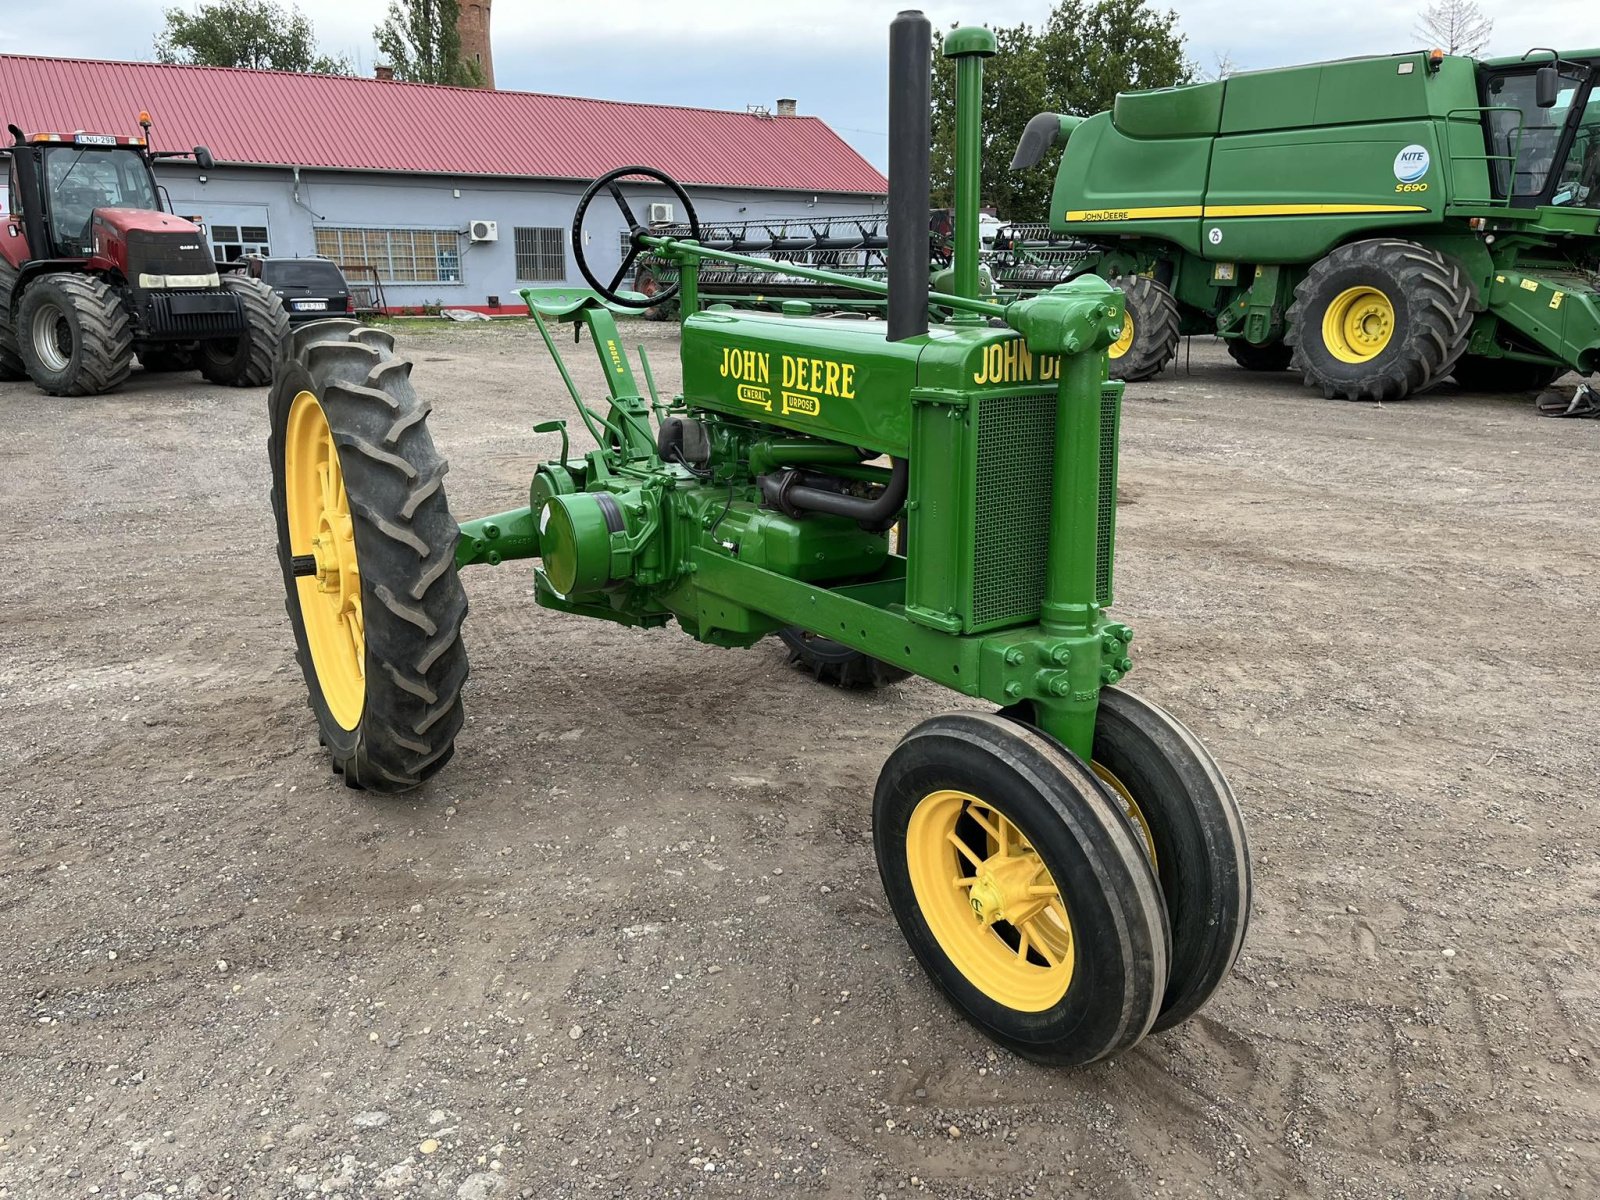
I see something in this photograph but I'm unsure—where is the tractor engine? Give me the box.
[88,209,245,340]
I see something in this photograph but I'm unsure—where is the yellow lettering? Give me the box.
[840,363,855,398]
[781,355,796,389]
[719,346,732,378]
[824,361,840,397]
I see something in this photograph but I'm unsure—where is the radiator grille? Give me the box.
[969,382,1122,630]
[1096,382,1122,606]
[972,391,1056,630]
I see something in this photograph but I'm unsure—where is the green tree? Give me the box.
[929,0,1192,220]
[154,0,351,74]
[374,0,486,88]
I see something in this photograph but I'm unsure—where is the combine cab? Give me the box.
[1014,48,1600,399]
[0,118,287,396]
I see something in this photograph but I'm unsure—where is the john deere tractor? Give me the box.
[1012,47,1600,398]
[0,117,287,396]
[267,13,1250,1067]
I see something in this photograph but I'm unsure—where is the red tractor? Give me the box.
[0,116,287,396]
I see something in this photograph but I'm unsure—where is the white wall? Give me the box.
[154,164,885,308]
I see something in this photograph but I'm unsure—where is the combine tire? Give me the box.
[137,343,195,373]
[1225,338,1293,372]
[777,628,911,689]
[199,276,289,386]
[1106,275,1180,382]
[269,320,469,792]
[0,259,27,381]
[634,268,673,322]
[1453,354,1564,393]
[1287,239,1472,401]
[15,274,133,396]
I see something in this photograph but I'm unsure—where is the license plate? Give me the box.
[293,300,328,311]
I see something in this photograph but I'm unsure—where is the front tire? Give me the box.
[1106,275,1180,382]
[1287,239,1472,401]
[16,274,134,396]
[200,276,289,386]
[268,319,469,791]
[874,713,1169,1066]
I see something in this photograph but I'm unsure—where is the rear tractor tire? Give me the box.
[268,319,470,791]
[874,712,1170,1066]
[1286,239,1472,402]
[776,627,911,689]
[0,258,28,382]
[199,275,290,387]
[15,273,134,396]
[1225,338,1293,372]
[1106,275,1180,383]
[1452,354,1564,393]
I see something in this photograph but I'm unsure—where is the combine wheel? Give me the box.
[633,268,674,322]
[1106,275,1180,382]
[268,319,469,791]
[0,259,27,381]
[776,628,911,689]
[1287,239,1472,401]
[199,275,290,387]
[874,713,1169,1066]
[1452,354,1564,393]
[1000,688,1250,1033]
[15,274,133,396]
[1225,338,1293,372]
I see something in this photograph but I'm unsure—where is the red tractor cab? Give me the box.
[0,117,287,396]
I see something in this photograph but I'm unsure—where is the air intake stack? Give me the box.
[886,10,932,342]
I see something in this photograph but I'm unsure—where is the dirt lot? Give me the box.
[1,321,1597,1200]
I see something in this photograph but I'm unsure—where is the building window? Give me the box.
[313,227,462,284]
[514,227,565,281]
[209,222,270,261]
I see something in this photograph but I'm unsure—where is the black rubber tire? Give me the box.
[137,343,196,373]
[199,275,290,386]
[0,258,27,381]
[1106,275,1180,382]
[1452,354,1564,393]
[776,627,911,689]
[1286,239,1472,402]
[874,712,1169,1067]
[1225,338,1293,372]
[269,319,469,792]
[1088,688,1250,1032]
[15,273,133,396]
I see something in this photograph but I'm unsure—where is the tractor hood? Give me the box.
[92,207,204,237]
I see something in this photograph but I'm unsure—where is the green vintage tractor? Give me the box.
[266,13,1250,1067]
[1011,46,1600,398]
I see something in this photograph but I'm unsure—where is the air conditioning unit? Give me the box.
[648,202,674,225]
[469,219,498,243]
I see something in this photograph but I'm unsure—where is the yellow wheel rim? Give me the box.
[1321,285,1395,364]
[284,390,366,730]
[1092,762,1158,869]
[905,789,1075,1012]
[1108,311,1135,360]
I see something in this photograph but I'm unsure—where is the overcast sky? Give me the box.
[0,0,1591,170]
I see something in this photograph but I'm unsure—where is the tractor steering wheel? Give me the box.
[571,165,700,309]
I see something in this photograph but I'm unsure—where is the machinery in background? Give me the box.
[0,115,286,396]
[1012,45,1600,395]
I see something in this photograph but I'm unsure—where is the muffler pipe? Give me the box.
[886,10,932,342]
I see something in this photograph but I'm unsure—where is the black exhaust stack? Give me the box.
[886,10,932,342]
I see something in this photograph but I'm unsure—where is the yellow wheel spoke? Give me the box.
[946,831,984,870]
[1024,921,1060,968]
[953,875,978,890]
[1015,926,1031,963]
[966,804,1005,851]
[1027,883,1058,898]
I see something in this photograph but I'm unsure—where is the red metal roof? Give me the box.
[0,55,888,195]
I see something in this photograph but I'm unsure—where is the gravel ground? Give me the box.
[1,322,1597,1200]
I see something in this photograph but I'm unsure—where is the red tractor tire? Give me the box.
[197,276,290,387]
[0,258,28,382]
[15,273,134,396]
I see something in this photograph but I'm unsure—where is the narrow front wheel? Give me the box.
[874,713,1169,1066]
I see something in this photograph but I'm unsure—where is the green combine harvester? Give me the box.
[1012,45,1600,398]
[266,13,1250,1066]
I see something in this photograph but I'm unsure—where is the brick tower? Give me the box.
[458,0,494,88]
